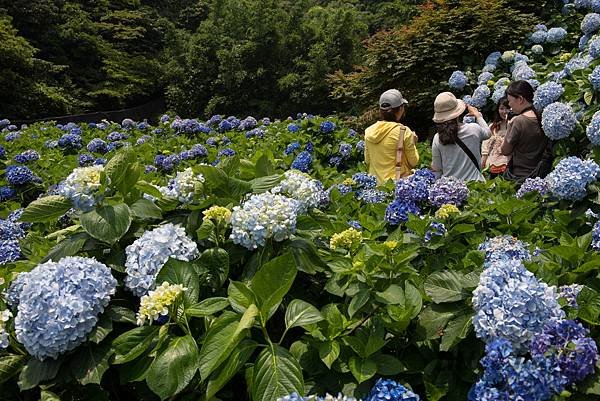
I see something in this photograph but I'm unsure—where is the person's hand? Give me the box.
[466,105,482,118]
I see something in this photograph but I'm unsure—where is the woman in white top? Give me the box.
[430,92,491,181]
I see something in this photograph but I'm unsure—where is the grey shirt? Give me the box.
[431,116,492,182]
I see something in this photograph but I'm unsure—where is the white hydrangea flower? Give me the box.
[58,165,104,211]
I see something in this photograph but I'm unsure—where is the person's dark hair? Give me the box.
[436,119,460,145]
[506,80,542,123]
[380,105,403,122]
[490,96,510,133]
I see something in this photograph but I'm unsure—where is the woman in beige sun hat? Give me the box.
[431,92,491,182]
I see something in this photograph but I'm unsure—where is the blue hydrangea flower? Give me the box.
[339,143,352,158]
[155,154,181,172]
[107,131,127,142]
[125,223,198,296]
[478,235,531,263]
[347,220,362,230]
[226,116,240,129]
[239,116,257,130]
[482,64,496,73]
[217,148,235,158]
[565,54,593,76]
[530,319,598,385]
[0,239,21,265]
[347,129,357,138]
[473,258,565,352]
[356,188,388,204]
[547,27,568,42]
[160,114,170,123]
[287,123,300,133]
[557,284,584,308]
[356,140,365,152]
[477,71,494,85]
[329,156,342,167]
[582,13,600,35]
[6,165,35,185]
[424,221,446,242]
[0,145,5,159]
[468,85,491,108]
[541,102,576,140]
[428,177,469,207]
[449,70,468,90]
[189,144,208,158]
[271,170,326,214]
[285,141,301,155]
[533,82,565,111]
[492,86,508,104]
[590,37,600,58]
[218,120,233,132]
[78,153,95,167]
[512,62,536,81]
[592,220,600,250]
[590,65,600,91]
[58,165,105,211]
[305,142,314,153]
[0,186,16,201]
[13,150,39,164]
[87,138,109,154]
[366,378,420,401]
[0,119,10,129]
[121,118,136,130]
[331,184,352,196]
[352,172,377,189]
[145,165,156,174]
[3,131,19,142]
[206,115,222,126]
[384,199,420,225]
[320,121,336,134]
[291,151,312,172]
[579,34,591,50]
[586,110,600,145]
[246,128,264,139]
[530,30,548,44]
[546,156,600,200]
[230,192,299,250]
[57,133,83,150]
[516,177,550,198]
[485,51,502,66]
[13,256,117,360]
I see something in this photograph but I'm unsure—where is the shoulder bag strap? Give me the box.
[395,125,406,180]
[455,137,481,172]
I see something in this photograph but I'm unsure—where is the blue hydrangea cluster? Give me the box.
[530,319,598,385]
[424,222,446,242]
[0,186,16,202]
[512,62,536,81]
[189,144,208,158]
[384,199,420,225]
[516,177,550,198]
[125,223,198,296]
[352,172,377,189]
[272,170,326,213]
[590,37,600,58]
[285,141,301,155]
[331,184,352,196]
[530,29,548,44]
[226,116,241,129]
[546,156,600,200]
[320,121,336,134]
[291,151,312,172]
[78,153,95,166]
[448,70,468,89]
[356,188,388,203]
[6,165,35,185]
[217,148,235,158]
[0,213,28,265]
[206,114,222,127]
[541,102,576,140]
[5,131,21,141]
[238,116,257,130]
[218,120,233,132]
[533,81,564,111]
[87,138,109,154]
[531,44,544,55]
[245,128,264,139]
[58,133,83,149]
[13,256,117,360]
[473,257,564,352]
[366,378,420,401]
[582,13,600,34]
[491,85,508,104]
[0,145,5,158]
[478,235,531,263]
[347,220,362,230]
[587,110,600,145]
[486,51,502,66]
[558,284,584,308]
[592,219,600,250]
[287,123,300,133]
[427,177,469,207]
[154,154,181,172]
[468,85,491,108]
[565,54,593,76]
[477,71,494,85]
[230,192,299,250]
[356,140,365,153]
[339,142,352,158]
[589,65,600,90]
[58,165,105,211]
[106,131,128,142]
[0,119,9,129]
[579,34,591,50]
[468,338,565,401]
[13,150,39,164]
[395,171,434,203]
[158,168,204,204]
[546,27,568,42]
[121,118,136,129]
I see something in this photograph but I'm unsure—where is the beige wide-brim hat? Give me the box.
[432,92,467,123]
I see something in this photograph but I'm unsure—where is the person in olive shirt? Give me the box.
[501,80,549,180]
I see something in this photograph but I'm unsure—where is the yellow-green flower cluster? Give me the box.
[203,205,232,223]
[330,228,362,250]
[136,282,186,326]
[383,240,398,252]
[342,178,356,186]
[435,204,460,219]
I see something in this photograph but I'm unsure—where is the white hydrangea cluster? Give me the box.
[159,167,204,204]
[58,165,104,211]
[0,309,12,348]
[271,170,326,213]
[230,192,299,250]
[125,223,198,296]
[136,282,186,325]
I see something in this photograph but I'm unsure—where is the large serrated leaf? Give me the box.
[70,341,113,385]
[112,326,159,364]
[205,339,258,399]
[80,203,132,244]
[251,252,297,323]
[285,299,324,330]
[20,195,72,223]
[0,354,26,385]
[424,270,466,303]
[251,345,304,401]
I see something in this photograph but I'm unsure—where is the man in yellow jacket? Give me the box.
[364,89,420,185]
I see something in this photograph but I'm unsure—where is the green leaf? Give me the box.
[348,357,377,384]
[585,90,594,106]
[43,232,89,262]
[135,181,163,199]
[251,174,281,193]
[20,195,72,223]
[187,297,230,318]
[40,390,61,401]
[198,247,229,288]
[373,354,406,375]
[130,198,162,220]
[119,354,153,383]
[228,281,256,313]
[252,252,297,323]
[206,339,258,400]
[112,326,160,365]
[156,258,200,307]
[18,358,61,390]
[80,204,132,244]
[251,345,304,401]
[105,147,135,188]
[440,310,474,351]
[317,340,340,369]
[404,282,423,319]
[70,341,113,385]
[424,271,466,303]
[348,289,370,318]
[147,335,199,400]
[87,313,113,344]
[285,299,324,330]
[0,354,26,385]
[106,306,136,324]
[375,284,405,305]
[198,306,258,380]
[196,219,216,242]
[417,305,455,340]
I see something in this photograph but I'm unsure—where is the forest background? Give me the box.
[0,0,564,131]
